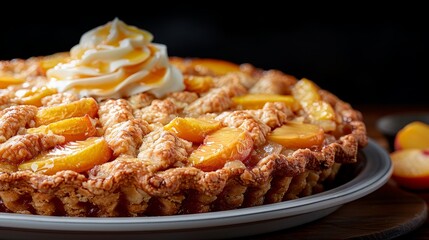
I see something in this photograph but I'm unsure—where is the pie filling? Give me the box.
[0,19,367,217]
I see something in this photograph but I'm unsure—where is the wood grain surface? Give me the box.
[246,180,427,239]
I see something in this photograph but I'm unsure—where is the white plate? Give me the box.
[0,139,392,240]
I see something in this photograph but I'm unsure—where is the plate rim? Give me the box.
[0,139,392,232]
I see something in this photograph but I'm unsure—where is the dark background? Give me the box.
[0,11,427,107]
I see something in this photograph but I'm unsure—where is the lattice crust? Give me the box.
[0,56,367,217]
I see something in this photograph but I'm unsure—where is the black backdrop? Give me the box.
[0,12,427,107]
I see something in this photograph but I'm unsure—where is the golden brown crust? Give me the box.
[250,70,297,95]
[98,99,134,131]
[165,91,199,111]
[41,92,79,106]
[219,72,258,89]
[166,91,199,104]
[214,73,250,96]
[251,102,293,129]
[184,88,232,116]
[216,110,271,146]
[105,119,151,158]
[137,129,193,170]
[135,99,178,125]
[0,133,65,165]
[0,59,41,80]
[127,93,155,110]
[0,105,38,143]
[239,63,264,80]
[0,90,14,110]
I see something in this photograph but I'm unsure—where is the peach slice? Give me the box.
[39,52,70,74]
[267,122,325,149]
[35,98,98,127]
[394,121,429,151]
[292,78,336,131]
[232,94,300,110]
[184,75,213,93]
[164,117,222,143]
[189,127,253,171]
[190,58,240,75]
[170,57,240,76]
[305,101,336,131]
[19,137,112,175]
[27,115,97,142]
[0,75,25,89]
[390,149,429,190]
[15,87,57,106]
[292,78,322,103]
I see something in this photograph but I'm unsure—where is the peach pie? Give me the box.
[0,19,367,217]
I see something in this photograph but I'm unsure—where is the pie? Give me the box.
[0,19,367,217]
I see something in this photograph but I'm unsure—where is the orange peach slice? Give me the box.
[184,75,214,93]
[35,98,98,126]
[0,75,25,89]
[15,87,57,107]
[164,117,222,143]
[27,115,97,142]
[268,122,325,149]
[292,78,336,131]
[292,78,322,103]
[305,101,336,131]
[390,149,429,190]
[39,52,70,73]
[170,57,240,76]
[232,94,300,110]
[189,127,253,171]
[19,137,111,175]
[394,121,429,151]
[190,58,240,75]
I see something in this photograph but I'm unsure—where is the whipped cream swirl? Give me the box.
[47,18,184,98]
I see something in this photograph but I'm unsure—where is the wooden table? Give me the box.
[360,105,429,239]
[248,105,429,239]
